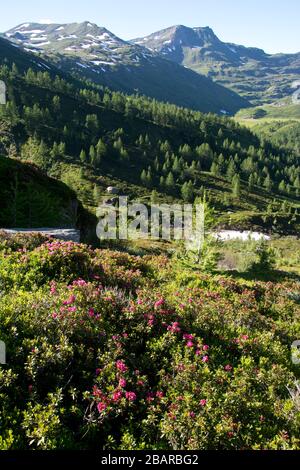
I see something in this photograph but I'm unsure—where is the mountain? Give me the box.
[133,25,300,105]
[2,22,249,115]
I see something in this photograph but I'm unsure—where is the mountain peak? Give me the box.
[132,24,222,53]
[5,21,127,55]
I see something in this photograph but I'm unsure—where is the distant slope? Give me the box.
[133,25,300,106]
[0,36,59,74]
[238,119,300,155]
[0,155,80,228]
[236,96,300,121]
[3,22,249,115]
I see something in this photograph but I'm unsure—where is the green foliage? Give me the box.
[0,156,79,228]
[249,241,276,273]
[0,233,299,450]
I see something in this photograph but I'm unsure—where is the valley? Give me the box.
[0,13,299,453]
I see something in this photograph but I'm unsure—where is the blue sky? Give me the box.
[0,0,299,53]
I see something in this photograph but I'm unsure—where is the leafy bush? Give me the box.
[0,234,299,450]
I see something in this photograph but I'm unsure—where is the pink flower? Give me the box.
[96,368,102,376]
[168,322,181,333]
[116,360,128,373]
[50,283,57,295]
[73,279,87,287]
[224,364,233,372]
[68,306,76,312]
[195,349,201,356]
[146,392,154,403]
[156,391,164,399]
[241,335,249,341]
[154,299,164,309]
[186,341,194,348]
[183,333,194,341]
[202,356,209,363]
[112,391,123,402]
[63,295,76,306]
[52,312,58,319]
[97,402,107,413]
[125,391,137,402]
[189,411,196,418]
[119,378,127,388]
[200,399,207,407]
[88,308,95,317]
[202,345,210,351]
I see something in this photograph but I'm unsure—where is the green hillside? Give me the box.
[236,101,300,121]
[0,155,81,228]
[0,43,299,236]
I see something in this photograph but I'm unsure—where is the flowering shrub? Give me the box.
[0,235,299,450]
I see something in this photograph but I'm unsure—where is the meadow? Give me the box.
[0,231,299,450]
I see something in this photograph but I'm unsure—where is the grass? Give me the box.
[236,102,300,122]
[218,236,300,277]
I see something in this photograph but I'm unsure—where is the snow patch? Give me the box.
[23,29,44,34]
[76,62,90,69]
[58,34,78,41]
[30,41,50,47]
[213,231,270,242]
[30,36,48,41]
[91,60,114,66]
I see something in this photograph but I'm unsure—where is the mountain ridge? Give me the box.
[2,21,249,115]
[132,24,300,105]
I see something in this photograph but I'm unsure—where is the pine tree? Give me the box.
[232,174,241,198]
[93,185,101,204]
[80,149,87,163]
[248,174,255,190]
[96,139,107,162]
[166,172,175,189]
[89,145,96,166]
[278,180,286,193]
[140,170,147,185]
[263,174,273,192]
[181,181,194,202]
[210,162,220,176]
